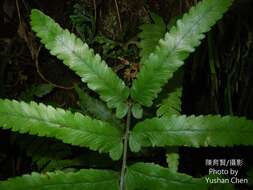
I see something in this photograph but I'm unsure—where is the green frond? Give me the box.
[156,88,182,117]
[35,158,79,172]
[0,99,123,160]
[131,0,233,107]
[35,153,115,173]
[20,84,54,101]
[166,153,179,173]
[126,162,208,190]
[30,9,129,116]
[0,169,119,190]
[131,103,143,119]
[130,115,253,152]
[115,102,129,119]
[139,13,166,64]
[75,85,121,125]
[16,135,73,171]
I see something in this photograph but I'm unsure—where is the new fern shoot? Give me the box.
[1,0,252,190]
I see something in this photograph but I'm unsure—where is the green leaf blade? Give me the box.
[131,0,233,107]
[75,85,121,125]
[30,9,129,113]
[166,153,179,173]
[157,88,182,117]
[130,115,253,152]
[0,169,119,190]
[131,104,143,119]
[139,13,166,64]
[0,99,123,160]
[126,162,208,190]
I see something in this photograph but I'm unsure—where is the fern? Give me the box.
[166,152,180,173]
[16,135,72,159]
[35,158,81,172]
[156,88,182,117]
[1,0,250,190]
[0,99,123,160]
[126,163,234,190]
[130,115,253,152]
[131,0,233,107]
[31,10,129,117]
[139,13,167,64]
[35,153,115,173]
[127,162,208,190]
[16,135,73,171]
[20,84,54,101]
[75,85,121,125]
[0,169,119,190]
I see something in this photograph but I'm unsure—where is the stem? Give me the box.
[92,0,97,23]
[120,102,131,190]
[114,0,122,32]
[15,0,22,24]
[35,46,74,90]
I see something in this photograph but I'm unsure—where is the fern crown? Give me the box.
[2,1,251,190]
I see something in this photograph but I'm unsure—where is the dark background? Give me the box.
[0,0,253,189]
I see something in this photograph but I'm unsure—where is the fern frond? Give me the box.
[75,85,121,125]
[166,153,179,173]
[156,88,182,117]
[16,135,72,159]
[35,157,78,172]
[35,153,115,173]
[130,115,253,152]
[131,103,143,119]
[139,13,166,64]
[30,10,129,116]
[0,169,119,190]
[0,99,123,160]
[16,135,73,171]
[20,84,54,101]
[126,162,208,190]
[131,0,233,107]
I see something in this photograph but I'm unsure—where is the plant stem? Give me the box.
[114,0,122,32]
[120,102,131,190]
[92,0,97,24]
